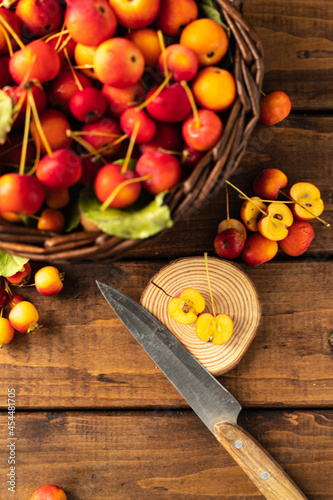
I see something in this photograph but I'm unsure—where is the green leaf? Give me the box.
[79,184,173,239]
[113,158,137,172]
[0,90,13,145]
[0,251,29,278]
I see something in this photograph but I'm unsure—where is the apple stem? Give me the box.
[238,195,294,204]
[64,47,83,92]
[204,252,216,317]
[26,137,40,176]
[56,34,73,55]
[70,130,121,139]
[100,174,152,212]
[121,120,140,174]
[180,81,201,129]
[11,91,28,126]
[0,13,25,49]
[45,28,70,45]
[0,24,13,56]
[158,147,182,156]
[157,30,169,83]
[225,180,267,216]
[279,189,330,227]
[28,88,53,157]
[19,91,31,176]
[135,72,173,112]
[225,184,232,228]
[261,90,267,97]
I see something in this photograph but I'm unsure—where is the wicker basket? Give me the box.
[0,0,264,262]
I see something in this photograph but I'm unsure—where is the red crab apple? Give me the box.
[102,82,146,118]
[7,262,31,285]
[158,44,199,82]
[139,123,183,154]
[168,288,205,324]
[94,163,142,209]
[65,0,116,46]
[253,168,288,200]
[36,148,82,189]
[15,0,64,37]
[69,87,107,123]
[241,233,278,267]
[135,150,182,195]
[29,484,67,500]
[81,118,122,156]
[94,38,145,88]
[9,40,61,84]
[0,57,11,87]
[146,82,191,123]
[259,91,291,126]
[217,218,247,240]
[6,84,47,129]
[289,182,324,221]
[0,8,21,56]
[181,146,203,171]
[182,109,223,151]
[196,312,233,345]
[47,36,76,67]
[48,69,93,115]
[108,0,160,29]
[30,109,72,154]
[214,220,247,260]
[279,219,314,256]
[120,107,156,144]
[0,174,44,215]
[155,0,198,37]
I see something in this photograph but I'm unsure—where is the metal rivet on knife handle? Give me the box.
[235,440,244,449]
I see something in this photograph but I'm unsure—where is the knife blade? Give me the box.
[97,281,307,500]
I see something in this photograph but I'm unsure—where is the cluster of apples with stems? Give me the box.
[0,262,64,348]
[214,168,329,266]
[168,253,234,345]
[0,0,238,231]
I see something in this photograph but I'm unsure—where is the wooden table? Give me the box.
[1,1,333,498]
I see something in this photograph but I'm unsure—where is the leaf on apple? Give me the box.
[113,158,137,172]
[0,90,13,145]
[79,184,173,239]
[0,250,29,277]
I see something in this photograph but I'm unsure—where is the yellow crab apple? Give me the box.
[289,182,324,221]
[108,0,160,29]
[196,313,233,345]
[258,202,293,241]
[168,288,205,325]
[240,197,267,232]
[253,168,288,200]
[30,484,67,500]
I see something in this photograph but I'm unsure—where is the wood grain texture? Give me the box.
[243,0,333,110]
[140,257,261,375]
[0,409,331,500]
[0,259,331,410]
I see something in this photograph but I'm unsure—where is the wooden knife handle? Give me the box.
[214,421,307,500]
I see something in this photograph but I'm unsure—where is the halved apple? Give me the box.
[195,313,233,345]
[258,202,293,241]
[289,182,324,221]
[168,287,205,325]
[240,197,267,232]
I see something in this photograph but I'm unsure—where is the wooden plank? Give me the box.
[0,259,332,409]
[0,409,331,499]
[243,0,333,110]
[127,116,333,259]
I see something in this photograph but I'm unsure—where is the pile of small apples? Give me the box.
[0,0,237,230]
[0,263,63,347]
[214,168,328,266]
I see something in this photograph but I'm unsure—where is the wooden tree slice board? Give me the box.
[140,256,261,376]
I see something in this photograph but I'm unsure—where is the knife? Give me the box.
[97,281,307,500]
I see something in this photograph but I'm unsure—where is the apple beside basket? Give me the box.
[0,0,264,262]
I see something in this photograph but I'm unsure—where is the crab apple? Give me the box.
[0,289,9,308]
[30,109,72,154]
[9,40,61,84]
[6,84,47,129]
[94,163,142,209]
[45,187,70,209]
[139,122,183,154]
[260,91,291,126]
[253,168,288,200]
[196,313,233,345]
[30,484,67,500]
[0,174,44,215]
[214,227,246,260]
[181,146,203,170]
[37,208,65,232]
[94,38,145,88]
[279,219,315,257]
[69,87,107,123]
[0,8,21,56]
[182,109,223,152]
[158,44,199,82]
[120,108,156,144]
[192,67,236,112]
[65,0,116,46]
[74,43,98,80]
[36,148,82,189]
[258,202,293,241]
[80,157,103,185]
[155,0,198,37]
[146,82,192,123]
[168,288,205,325]
[7,262,32,285]
[102,82,146,118]
[48,69,93,115]
[47,36,76,67]
[180,18,228,66]
[126,28,161,67]
[0,211,22,224]
[135,150,182,195]
[108,0,160,29]
[81,118,122,156]
[35,266,64,296]
[15,0,64,38]
[217,218,247,241]
[0,318,15,347]
[9,294,24,309]
[0,132,36,165]
[289,182,324,221]
[9,300,39,333]
[0,57,11,87]
[241,233,278,267]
